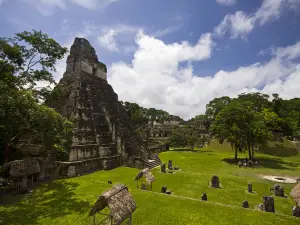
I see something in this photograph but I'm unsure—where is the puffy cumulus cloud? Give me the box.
[108,32,300,120]
[216,0,237,6]
[97,24,181,53]
[215,0,300,38]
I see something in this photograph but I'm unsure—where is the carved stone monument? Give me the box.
[161,164,166,173]
[242,200,249,208]
[201,193,207,201]
[262,196,275,213]
[292,206,300,217]
[211,175,220,188]
[274,184,284,197]
[161,186,167,193]
[248,183,252,193]
[168,160,173,170]
[47,38,148,177]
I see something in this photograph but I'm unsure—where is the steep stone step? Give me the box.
[145,159,161,170]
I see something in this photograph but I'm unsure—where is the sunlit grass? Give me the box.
[1,143,300,225]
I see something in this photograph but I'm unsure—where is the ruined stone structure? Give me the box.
[3,157,57,190]
[49,38,148,177]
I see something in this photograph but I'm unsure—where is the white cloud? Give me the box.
[214,11,254,39]
[215,0,300,38]
[216,0,236,6]
[98,29,119,52]
[150,25,181,38]
[106,31,300,120]
[70,0,119,9]
[20,0,119,15]
[97,24,141,53]
[96,24,182,53]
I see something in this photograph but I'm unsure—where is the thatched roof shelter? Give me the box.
[134,168,155,184]
[89,184,136,225]
[291,182,300,206]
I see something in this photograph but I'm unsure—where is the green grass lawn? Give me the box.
[1,143,300,225]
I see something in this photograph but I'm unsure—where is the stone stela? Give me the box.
[168,160,173,170]
[274,184,284,197]
[242,201,249,208]
[211,175,220,188]
[248,183,252,193]
[293,206,300,217]
[201,193,207,201]
[262,196,275,213]
[161,164,166,173]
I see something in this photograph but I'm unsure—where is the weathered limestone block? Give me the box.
[262,196,275,213]
[80,61,93,74]
[67,165,77,177]
[274,184,284,197]
[95,69,107,80]
[211,175,220,188]
[39,163,46,181]
[20,176,28,190]
[8,158,40,177]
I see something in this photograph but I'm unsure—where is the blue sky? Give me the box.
[1,0,300,119]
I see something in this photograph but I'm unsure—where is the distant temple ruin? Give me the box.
[48,38,148,177]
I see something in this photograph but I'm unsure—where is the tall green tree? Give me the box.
[205,96,231,129]
[1,30,67,100]
[211,100,250,160]
[237,92,271,112]
[0,30,72,163]
[169,125,200,150]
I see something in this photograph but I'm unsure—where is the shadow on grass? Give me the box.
[0,179,90,225]
[170,148,212,153]
[258,144,298,157]
[221,157,299,170]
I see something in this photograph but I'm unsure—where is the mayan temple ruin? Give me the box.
[48,37,148,177]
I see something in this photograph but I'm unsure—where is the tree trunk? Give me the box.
[251,143,254,160]
[248,144,252,160]
[4,143,11,163]
[234,147,238,162]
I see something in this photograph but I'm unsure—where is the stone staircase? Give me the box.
[145,154,162,169]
